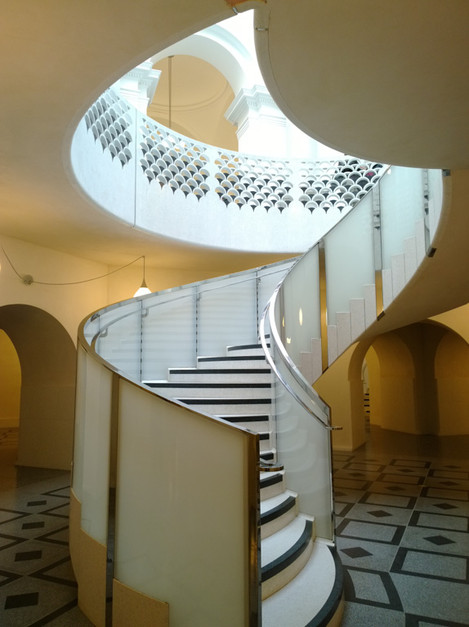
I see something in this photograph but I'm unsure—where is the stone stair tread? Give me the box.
[261,515,312,568]
[260,471,285,501]
[196,355,268,369]
[217,413,269,421]
[261,490,296,520]
[262,540,341,627]
[260,470,284,482]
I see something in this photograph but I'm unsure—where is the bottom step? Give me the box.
[262,540,344,627]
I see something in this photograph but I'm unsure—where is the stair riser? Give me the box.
[261,538,314,600]
[261,479,286,501]
[168,372,272,384]
[197,357,268,369]
[226,347,267,356]
[261,506,297,540]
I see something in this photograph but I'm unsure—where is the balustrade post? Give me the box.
[194,285,200,365]
[318,239,328,372]
[138,300,146,381]
[255,271,260,329]
[372,184,384,319]
[106,372,120,627]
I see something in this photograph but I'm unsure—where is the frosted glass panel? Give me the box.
[281,248,321,365]
[380,167,425,268]
[198,275,257,356]
[267,336,333,540]
[257,261,294,322]
[141,290,195,380]
[72,346,87,502]
[325,193,374,324]
[427,169,443,241]
[96,300,142,381]
[115,382,255,626]
[78,351,112,544]
[82,316,100,345]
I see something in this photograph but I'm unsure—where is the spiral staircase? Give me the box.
[70,154,461,627]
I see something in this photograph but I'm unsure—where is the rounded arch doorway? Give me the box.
[0,304,77,470]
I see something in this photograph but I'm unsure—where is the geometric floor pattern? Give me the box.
[334,426,469,627]
[0,428,92,626]
[1,426,468,625]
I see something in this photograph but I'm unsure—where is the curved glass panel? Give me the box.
[115,381,256,626]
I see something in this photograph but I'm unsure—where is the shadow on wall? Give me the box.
[0,305,77,470]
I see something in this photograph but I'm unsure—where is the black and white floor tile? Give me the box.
[1,426,468,626]
[0,428,92,626]
[334,427,469,626]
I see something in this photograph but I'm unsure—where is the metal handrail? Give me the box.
[259,289,339,432]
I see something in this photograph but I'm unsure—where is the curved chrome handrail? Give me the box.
[259,288,339,432]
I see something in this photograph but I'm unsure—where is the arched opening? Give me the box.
[0,329,21,469]
[149,55,237,149]
[363,333,416,433]
[0,305,76,470]
[0,329,21,428]
[348,321,467,445]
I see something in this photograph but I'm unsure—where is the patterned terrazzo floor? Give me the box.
[0,426,468,626]
[0,428,92,626]
[334,426,469,627]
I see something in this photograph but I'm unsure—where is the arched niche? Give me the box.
[0,329,21,428]
[365,332,417,433]
[0,304,76,470]
[435,330,469,435]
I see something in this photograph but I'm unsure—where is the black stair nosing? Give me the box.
[197,355,267,363]
[261,519,313,583]
[179,398,272,405]
[168,368,271,375]
[260,472,284,489]
[261,494,296,526]
[144,382,271,389]
[260,451,275,461]
[216,414,270,423]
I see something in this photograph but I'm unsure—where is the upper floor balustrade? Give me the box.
[72,88,385,253]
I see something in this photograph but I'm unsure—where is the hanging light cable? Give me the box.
[1,247,153,297]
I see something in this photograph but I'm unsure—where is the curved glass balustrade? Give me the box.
[74,259,293,625]
[259,167,444,542]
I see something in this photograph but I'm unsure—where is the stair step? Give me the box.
[218,414,269,423]
[179,398,272,416]
[261,492,297,539]
[262,540,343,626]
[226,343,268,356]
[168,368,271,383]
[260,471,285,501]
[145,381,272,399]
[261,517,314,600]
[217,414,270,432]
[260,451,275,462]
[197,355,268,369]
